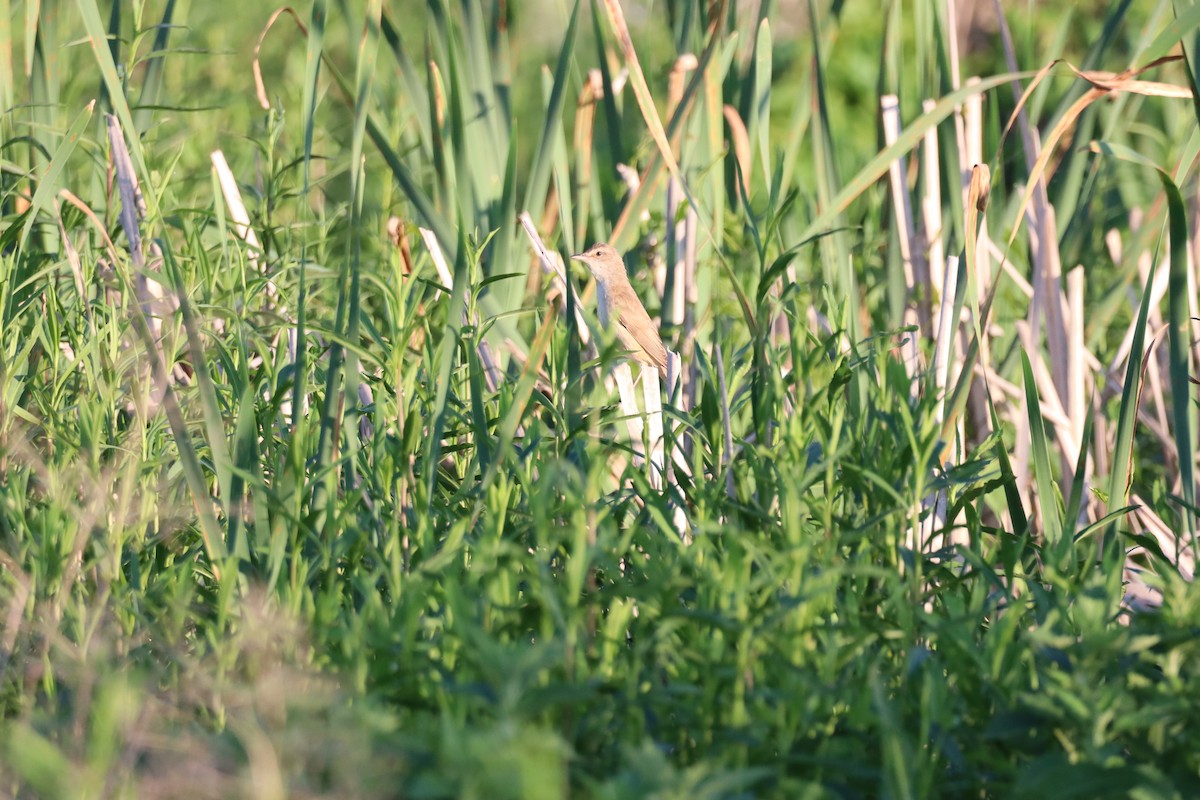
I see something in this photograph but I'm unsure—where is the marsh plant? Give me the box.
[2,0,1200,797]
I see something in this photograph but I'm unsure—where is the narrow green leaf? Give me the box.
[426,215,471,507]
[592,0,626,173]
[520,0,581,223]
[76,0,160,219]
[381,9,433,157]
[133,0,176,133]
[17,99,94,257]
[0,0,12,113]
[292,0,327,437]
[1161,157,1197,548]
[227,383,258,563]
[750,18,772,182]
[1021,351,1064,554]
[797,70,1035,244]
[1063,396,1095,550]
[1092,141,1196,545]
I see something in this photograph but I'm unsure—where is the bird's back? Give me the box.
[605,279,667,375]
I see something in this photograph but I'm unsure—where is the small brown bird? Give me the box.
[570,243,668,379]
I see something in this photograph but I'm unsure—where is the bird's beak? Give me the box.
[569,252,585,262]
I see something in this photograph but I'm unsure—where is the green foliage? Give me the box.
[3,0,1200,798]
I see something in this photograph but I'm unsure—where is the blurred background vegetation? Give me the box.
[3,0,1200,797]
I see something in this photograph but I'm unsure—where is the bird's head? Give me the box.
[570,243,627,284]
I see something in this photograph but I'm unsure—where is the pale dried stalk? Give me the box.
[1066,266,1087,468]
[964,80,991,305]
[573,70,603,248]
[518,212,593,346]
[881,96,923,321]
[253,8,308,110]
[1129,494,1196,578]
[211,150,288,413]
[986,239,1035,298]
[643,369,665,491]
[106,114,177,405]
[921,99,946,305]
[945,0,969,229]
[881,95,926,384]
[974,362,1073,432]
[920,253,964,556]
[211,150,266,282]
[1016,321,1082,462]
[419,227,455,289]
[1106,227,1124,264]
[932,256,961,415]
[960,90,995,443]
[682,208,699,410]
[614,364,646,468]
[1121,565,1164,615]
[992,0,1070,410]
[1111,249,1166,370]
[714,334,735,501]
[664,55,698,338]
[663,56,701,408]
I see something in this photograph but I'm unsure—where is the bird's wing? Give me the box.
[608,281,668,374]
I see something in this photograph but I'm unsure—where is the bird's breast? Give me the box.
[596,280,611,328]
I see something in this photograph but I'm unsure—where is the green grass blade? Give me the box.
[543,65,576,257]
[749,18,772,185]
[987,388,1030,540]
[97,0,119,113]
[797,71,1034,243]
[592,0,626,174]
[161,246,239,558]
[16,99,93,259]
[1161,159,1197,549]
[425,217,471,508]
[227,382,258,563]
[1063,396,1095,548]
[1143,1,1200,66]
[1092,141,1196,545]
[608,18,725,250]
[0,0,12,115]
[76,0,160,219]
[292,0,326,436]
[1020,351,1064,557]
[381,10,433,157]
[806,0,851,306]
[133,0,177,133]
[519,0,581,222]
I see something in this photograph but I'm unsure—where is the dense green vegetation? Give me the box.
[3,0,1200,796]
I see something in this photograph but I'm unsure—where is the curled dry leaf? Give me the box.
[253,8,309,111]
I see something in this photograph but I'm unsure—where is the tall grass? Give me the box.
[3,0,1200,796]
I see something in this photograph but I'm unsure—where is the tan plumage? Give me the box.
[570,243,667,378]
